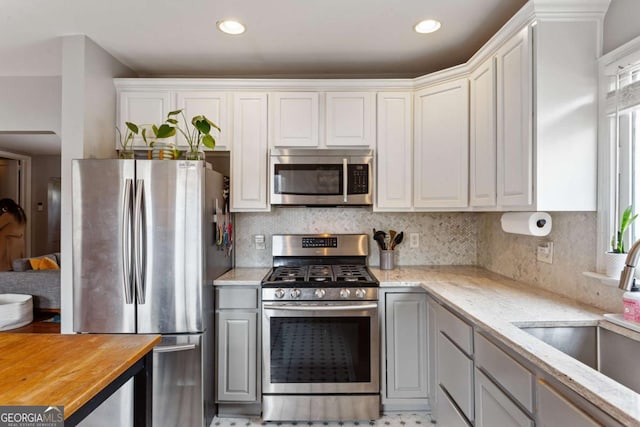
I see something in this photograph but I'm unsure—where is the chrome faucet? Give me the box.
[619,239,640,290]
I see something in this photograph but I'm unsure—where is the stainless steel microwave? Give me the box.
[270,148,373,206]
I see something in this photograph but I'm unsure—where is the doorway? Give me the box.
[0,158,21,204]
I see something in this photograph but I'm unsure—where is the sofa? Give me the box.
[0,253,61,310]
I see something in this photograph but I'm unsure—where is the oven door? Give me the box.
[262,301,379,394]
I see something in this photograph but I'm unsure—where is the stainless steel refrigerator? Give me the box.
[72,159,232,427]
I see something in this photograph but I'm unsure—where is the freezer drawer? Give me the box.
[153,334,204,427]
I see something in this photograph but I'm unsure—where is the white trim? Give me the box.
[0,150,32,257]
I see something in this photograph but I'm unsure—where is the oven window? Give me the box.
[273,164,342,195]
[270,317,371,383]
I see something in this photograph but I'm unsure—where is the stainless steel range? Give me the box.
[262,234,380,421]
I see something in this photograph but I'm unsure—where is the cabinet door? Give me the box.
[175,91,229,150]
[437,386,472,427]
[475,369,533,427]
[414,79,469,209]
[376,92,413,211]
[496,26,533,207]
[231,93,269,211]
[118,91,173,148]
[537,381,600,427]
[216,311,258,402]
[438,332,474,422]
[325,92,375,147]
[469,57,497,207]
[271,92,319,147]
[385,292,428,399]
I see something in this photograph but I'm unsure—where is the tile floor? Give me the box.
[210,412,433,427]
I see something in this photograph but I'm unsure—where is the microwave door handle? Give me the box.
[343,158,348,203]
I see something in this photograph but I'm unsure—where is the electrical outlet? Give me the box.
[255,234,266,250]
[537,241,553,264]
[409,233,420,248]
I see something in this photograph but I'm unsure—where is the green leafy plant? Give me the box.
[161,109,220,154]
[611,206,638,253]
[115,122,140,151]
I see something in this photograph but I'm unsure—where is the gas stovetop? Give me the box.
[261,234,379,301]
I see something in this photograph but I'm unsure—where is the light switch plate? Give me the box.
[537,241,553,264]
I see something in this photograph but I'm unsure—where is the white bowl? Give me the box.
[0,294,33,331]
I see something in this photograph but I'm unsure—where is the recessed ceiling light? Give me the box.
[414,19,441,34]
[217,19,245,35]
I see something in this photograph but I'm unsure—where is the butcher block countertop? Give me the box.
[0,333,160,419]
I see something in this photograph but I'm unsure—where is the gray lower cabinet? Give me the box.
[537,380,601,427]
[216,311,258,401]
[475,369,533,427]
[215,286,260,406]
[385,292,429,401]
[436,386,471,427]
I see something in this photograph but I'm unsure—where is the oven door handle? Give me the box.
[264,303,378,311]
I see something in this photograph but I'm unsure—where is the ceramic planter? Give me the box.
[604,252,628,278]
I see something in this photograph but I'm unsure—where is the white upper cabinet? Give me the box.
[470,57,497,207]
[117,91,173,147]
[496,26,533,208]
[414,79,469,209]
[376,92,413,211]
[326,92,375,147]
[270,92,319,147]
[175,91,229,150]
[231,93,269,212]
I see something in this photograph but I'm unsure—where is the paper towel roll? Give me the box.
[500,212,552,236]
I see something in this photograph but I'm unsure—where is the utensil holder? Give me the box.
[380,250,395,270]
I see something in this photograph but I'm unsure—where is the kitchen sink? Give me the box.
[520,324,640,394]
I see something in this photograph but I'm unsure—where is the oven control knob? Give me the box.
[290,288,301,299]
[314,289,326,299]
[355,288,366,299]
[340,288,351,299]
[274,288,286,299]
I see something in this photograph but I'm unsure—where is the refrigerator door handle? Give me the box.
[153,344,197,353]
[134,178,146,305]
[122,178,134,304]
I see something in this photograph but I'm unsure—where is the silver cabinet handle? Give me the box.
[264,303,377,312]
[343,158,348,203]
[153,344,197,353]
[122,179,134,304]
[134,179,146,304]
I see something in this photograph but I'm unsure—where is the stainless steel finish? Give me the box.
[270,148,373,206]
[263,287,378,301]
[520,324,640,394]
[134,178,145,305]
[264,302,378,311]
[619,238,640,290]
[262,300,379,394]
[122,178,134,304]
[153,343,198,353]
[340,288,351,298]
[72,159,136,333]
[263,395,380,421]
[152,334,203,427]
[290,288,301,298]
[136,161,204,334]
[355,288,366,298]
[272,234,369,257]
[343,157,348,203]
[315,288,326,298]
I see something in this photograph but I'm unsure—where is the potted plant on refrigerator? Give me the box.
[160,109,220,160]
[115,121,139,159]
[605,206,638,277]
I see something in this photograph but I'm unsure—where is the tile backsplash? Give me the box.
[234,208,480,268]
[234,209,623,312]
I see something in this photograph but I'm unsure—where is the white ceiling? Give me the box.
[0,0,528,78]
[0,133,61,156]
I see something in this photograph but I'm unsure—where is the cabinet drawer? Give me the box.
[475,333,534,411]
[436,386,472,427]
[438,332,474,421]
[438,305,473,355]
[475,369,533,427]
[216,287,258,309]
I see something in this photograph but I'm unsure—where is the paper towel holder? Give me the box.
[500,211,552,237]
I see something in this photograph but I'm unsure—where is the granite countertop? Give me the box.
[216,265,640,424]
